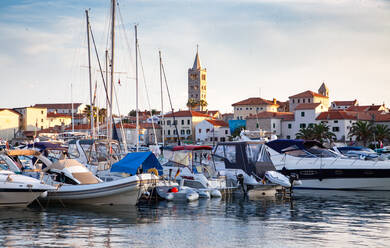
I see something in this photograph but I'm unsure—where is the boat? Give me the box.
[7,149,158,205]
[0,151,54,207]
[212,141,291,198]
[332,146,381,160]
[266,139,390,190]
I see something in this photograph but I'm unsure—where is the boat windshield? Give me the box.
[246,143,262,164]
[0,155,21,172]
[285,146,337,158]
[213,144,236,163]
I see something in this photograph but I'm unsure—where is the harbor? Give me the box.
[1,0,390,247]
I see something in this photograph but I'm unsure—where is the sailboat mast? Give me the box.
[110,0,116,141]
[159,50,164,147]
[105,50,109,140]
[135,25,139,152]
[85,9,94,139]
[71,83,74,133]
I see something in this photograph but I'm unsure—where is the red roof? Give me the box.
[205,119,229,127]
[332,100,357,106]
[65,124,91,130]
[34,103,83,109]
[232,97,278,106]
[289,90,328,99]
[346,105,384,112]
[172,145,212,151]
[163,110,212,118]
[246,111,294,120]
[47,113,72,118]
[114,123,161,129]
[198,110,220,116]
[316,110,373,121]
[375,113,390,122]
[294,103,321,110]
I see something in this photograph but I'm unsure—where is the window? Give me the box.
[181,120,184,125]
[220,137,226,142]
[308,98,311,103]
[167,120,171,125]
[225,130,228,134]
[287,135,291,139]
[293,99,295,103]
[41,126,43,130]
[186,130,190,134]
[206,129,210,133]
[181,130,185,135]
[210,137,213,141]
[202,74,206,80]
[41,111,44,114]
[332,127,340,132]
[246,108,248,110]
[174,120,177,125]
[173,130,177,135]
[334,120,338,123]
[41,119,44,122]
[288,124,292,129]
[167,130,171,135]
[308,123,314,128]
[303,99,305,103]
[301,112,305,117]
[250,108,252,110]
[300,123,306,128]
[187,120,190,125]
[272,123,276,128]
[199,129,201,133]
[298,99,300,103]
[256,123,259,128]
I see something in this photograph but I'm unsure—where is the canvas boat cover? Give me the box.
[110,151,163,175]
[266,139,325,154]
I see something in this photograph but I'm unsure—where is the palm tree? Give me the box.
[311,123,336,143]
[373,124,390,145]
[98,108,107,123]
[296,127,314,140]
[199,99,208,111]
[348,121,373,146]
[186,98,198,110]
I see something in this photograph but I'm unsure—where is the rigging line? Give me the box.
[116,3,135,72]
[113,83,129,153]
[90,26,112,109]
[137,43,158,147]
[161,61,181,145]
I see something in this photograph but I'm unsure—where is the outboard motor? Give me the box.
[237,174,246,193]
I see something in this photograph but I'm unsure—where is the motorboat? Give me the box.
[212,141,291,198]
[266,139,390,190]
[333,146,380,160]
[0,151,54,207]
[7,149,159,206]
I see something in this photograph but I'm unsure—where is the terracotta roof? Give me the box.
[65,124,91,130]
[0,108,21,115]
[198,110,220,116]
[47,113,72,118]
[205,119,229,127]
[163,110,212,118]
[247,111,294,121]
[232,97,278,107]
[289,90,328,99]
[294,103,321,110]
[316,110,373,121]
[346,105,384,112]
[375,113,390,122]
[114,123,161,129]
[332,100,357,106]
[34,103,83,109]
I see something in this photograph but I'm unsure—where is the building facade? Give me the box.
[188,50,207,111]
[14,107,49,131]
[33,103,86,114]
[0,109,21,140]
[289,83,330,112]
[195,119,230,142]
[232,97,279,120]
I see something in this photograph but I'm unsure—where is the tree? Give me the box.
[98,108,107,123]
[128,110,136,117]
[83,105,98,123]
[348,121,373,146]
[295,127,314,140]
[186,98,198,110]
[199,99,208,110]
[311,123,336,143]
[373,124,390,145]
[231,126,245,138]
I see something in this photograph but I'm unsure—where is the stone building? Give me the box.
[188,49,207,111]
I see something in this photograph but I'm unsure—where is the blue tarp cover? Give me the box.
[110,151,163,175]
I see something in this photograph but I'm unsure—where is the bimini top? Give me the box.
[27,142,66,151]
[266,139,325,154]
[110,151,163,175]
[163,145,212,151]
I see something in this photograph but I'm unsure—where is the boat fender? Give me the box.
[168,187,178,193]
[211,189,222,198]
[147,168,159,176]
[40,191,48,198]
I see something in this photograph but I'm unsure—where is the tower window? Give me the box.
[202,75,206,80]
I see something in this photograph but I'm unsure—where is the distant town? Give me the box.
[1,51,389,146]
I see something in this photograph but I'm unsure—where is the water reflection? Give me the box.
[1,191,390,247]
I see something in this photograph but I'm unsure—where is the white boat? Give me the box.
[0,153,54,207]
[266,139,390,190]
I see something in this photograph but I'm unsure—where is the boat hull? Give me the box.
[293,178,390,191]
[46,175,158,206]
[0,189,46,207]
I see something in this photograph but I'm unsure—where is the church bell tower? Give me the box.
[188,47,207,111]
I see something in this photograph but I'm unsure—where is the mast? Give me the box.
[109,0,116,142]
[159,50,164,148]
[135,25,139,152]
[71,83,74,133]
[85,9,94,138]
[105,50,109,141]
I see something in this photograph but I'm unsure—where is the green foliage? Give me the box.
[348,121,373,146]
[231,126,245,138]
[296,123,336,143]
[83,105,106,123]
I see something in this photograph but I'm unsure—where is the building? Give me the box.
[195,119,230,142]
[331,100,358,110]
[221,113,234,123]
[232,97,279,120]
[161,110,213,142]
[14,106,49,131]
[246,111,294,137]
[33,103,86,114]
[0,109,21,140]
[316,110,372,141]
[289,83,330,112]
[198,110,221,119]
[346,104,388,113]
[47,113,72,128]
[188,49,207,111]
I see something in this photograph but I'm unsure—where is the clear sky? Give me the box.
[0,0,389,114]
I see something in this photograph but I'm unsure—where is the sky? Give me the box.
[0,0,389,115]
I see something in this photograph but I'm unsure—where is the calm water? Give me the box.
[1,190,390,247]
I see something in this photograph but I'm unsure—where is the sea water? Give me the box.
[1,190,390,247]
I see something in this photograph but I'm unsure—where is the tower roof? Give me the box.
[192,51,201,70]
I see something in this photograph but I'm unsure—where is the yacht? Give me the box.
[266,139,390,190]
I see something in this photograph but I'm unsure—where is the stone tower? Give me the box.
[188,48,207,111]
[318,82,329,97]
